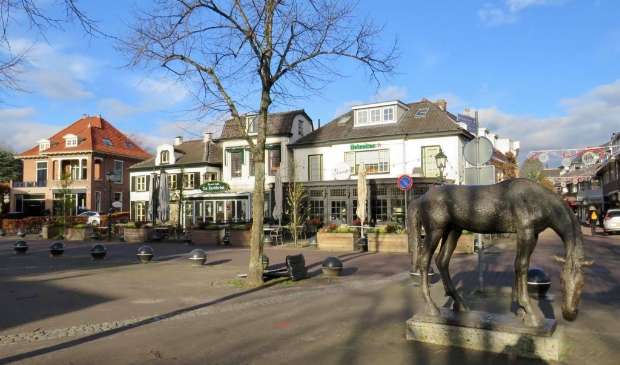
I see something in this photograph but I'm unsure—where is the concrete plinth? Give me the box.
[406,309,564,361]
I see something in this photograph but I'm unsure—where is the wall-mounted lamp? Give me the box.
[435,148,447,185]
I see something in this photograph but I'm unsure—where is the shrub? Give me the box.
[319,223,339,233]
[385,223,400,233]
[126,222,137,229]
[309,217,323,227]
[205,224,221,230]
[72,223,88,229]
[231,224,248,231]
[352,218,361,226]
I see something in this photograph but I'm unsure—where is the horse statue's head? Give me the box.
[554,255,594,321]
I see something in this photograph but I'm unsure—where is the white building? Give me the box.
[289,99,474,226]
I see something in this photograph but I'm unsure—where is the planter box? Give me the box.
[229,230,252,247]
[191,229,225,245]
[317,232,360,252]
[455,234,474,254]
[65,228,93,241]
[123,228,155,243]
[42,226,63,239]
[367,233,409,253]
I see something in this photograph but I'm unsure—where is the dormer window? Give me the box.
[247,116,258,134]
[298,120,304,136]
[37,139,50,151]
[352,101,406,127]
[161,150,170,164]
[63,134,78,147]
[102,138,113,146]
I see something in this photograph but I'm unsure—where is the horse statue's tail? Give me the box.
[408,198,423,272]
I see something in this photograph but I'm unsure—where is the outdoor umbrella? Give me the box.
[272,169,283,225]
[356,162,367,226]
[158,172,170,223]
[147,174,156,221]
[589,205,596,211]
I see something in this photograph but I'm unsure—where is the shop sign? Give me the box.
[350,143,381,150]
[199,182,230,193]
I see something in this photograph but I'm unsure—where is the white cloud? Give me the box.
[0,108,63,153]
[372,86,408,102]
[476,79,620,161]
[332,100,364,118]
[479,0,568,27]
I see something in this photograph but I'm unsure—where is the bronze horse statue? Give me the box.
[408,178,593,327]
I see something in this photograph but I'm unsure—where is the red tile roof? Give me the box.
[16,116,152,160]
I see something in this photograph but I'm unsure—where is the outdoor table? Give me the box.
[154,226,172,240]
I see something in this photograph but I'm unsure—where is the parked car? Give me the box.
[78,211,107,225]
[603,209,620,235]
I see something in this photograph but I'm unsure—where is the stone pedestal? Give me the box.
[406,309,563,361]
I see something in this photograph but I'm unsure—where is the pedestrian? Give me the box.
[586,205,598,236]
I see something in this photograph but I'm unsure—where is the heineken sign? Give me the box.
[199,182,230,193]
[350,143,381,150]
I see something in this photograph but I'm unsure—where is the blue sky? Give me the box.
[1,0,619,166]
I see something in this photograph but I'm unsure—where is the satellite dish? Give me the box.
[538,153,549,163]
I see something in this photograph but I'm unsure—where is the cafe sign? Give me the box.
[199,182,230,193]
[350,143,381,150]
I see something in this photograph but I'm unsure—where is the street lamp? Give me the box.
[105,170,115,241]
[151,171,159,227]
[435,148,447,185]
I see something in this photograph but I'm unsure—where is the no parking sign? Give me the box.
[397,175,413,191]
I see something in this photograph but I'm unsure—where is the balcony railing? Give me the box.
[12,181,47,188]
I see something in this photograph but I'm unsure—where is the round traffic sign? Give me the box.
[463,137,494,165]
[397,175,413,191]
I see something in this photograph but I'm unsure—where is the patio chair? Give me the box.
[270,226,283,245]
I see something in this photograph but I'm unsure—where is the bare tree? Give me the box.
[0,0,99,103]
[118,0,398,284]
[285,160,308,246]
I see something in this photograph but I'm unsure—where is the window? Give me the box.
[231,152,242,178]
[370,199,388,223]
[94,159,102,180]
[135,202,146,221]
[95,192,101,211]
[356,110,368,125]
[136,176,146,191]
[184,173,195,189]
[355,106,396,126]
[415,108,429,117]
[344,149,389,174]
[102,138,113,146]
[422,146,440,177]
[125,141,133,148]
[202,172,218,183]
[114,192,122,202]
[161,150,169,164]
[298,120,304,136]
[81,158,87,180]
[169,174,178,189]
[268,149,281,176]
[39,142,50,151]
[249,152,255,176]
[309,155,322,181]
[66,138,78,147]
[114,161,123,183]
[69,160,80,180]
[247,116,258,133]
[330,201,347,223]
[309,201,324,219]
[591,178,600,190]
[36,162,47,182]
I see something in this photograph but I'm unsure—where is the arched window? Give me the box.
[161,150,170,164]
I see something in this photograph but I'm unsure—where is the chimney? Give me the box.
[174,136,183,145]
[203,132,212,143]
[318,119,321,129]
[435,99,447,111]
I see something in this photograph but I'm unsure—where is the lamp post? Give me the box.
[105,170,115,241]
[435,148,447,185]
[151,172,159,227]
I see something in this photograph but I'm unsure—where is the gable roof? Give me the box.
[129,139,223,170]
[16,115,152,160]
[291,100,471,146]
[219,110,312,140]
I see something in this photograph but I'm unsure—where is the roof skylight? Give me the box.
[415,108,429,117]
[102,138,113,146]
[125,141,133,147]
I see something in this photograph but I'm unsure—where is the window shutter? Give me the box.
[145,201,149,221]
[131,176,136,192]
[194,172,200,187]
[176,173,183,189]
[241,150,245,165]
[145,175,150,192]
[130,201,135,221]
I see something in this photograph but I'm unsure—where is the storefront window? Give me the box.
[309,200,324,220]
[330,201,347,223]
[370,199,388,223]
[205,201,214,222]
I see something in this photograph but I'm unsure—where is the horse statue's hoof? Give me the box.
[517,308,543,327]
[453,301,470,312]
[424,304,441,316]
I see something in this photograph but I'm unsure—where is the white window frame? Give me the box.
[161,150,169,164]
[247,116,258,134]
[135,202,146,221]
[344,149,390,175]
[39,142,50,151]
[136,176,146,191]
[355,106,397,126]
[184,173,195,189]
[202,172,218,183]
[298,120,304,136]
[231,152,243,178]
[356,110,369,125]
[422,146,440,177]
[114,160,123,183]
[66,138,78,147]
[309,155,322,181]
[169,174,178,189]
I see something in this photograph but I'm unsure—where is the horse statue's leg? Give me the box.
[436,228,470,312]
[513,228,542,327]
[418,227,443,316]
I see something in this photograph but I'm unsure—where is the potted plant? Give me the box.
[229,223,252,247]
[123,221,154,243]
[317,224,360,251]
[367,223,408,253]
[65,223,92,241]
[191,222,225,245]
[308,217,323,233]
